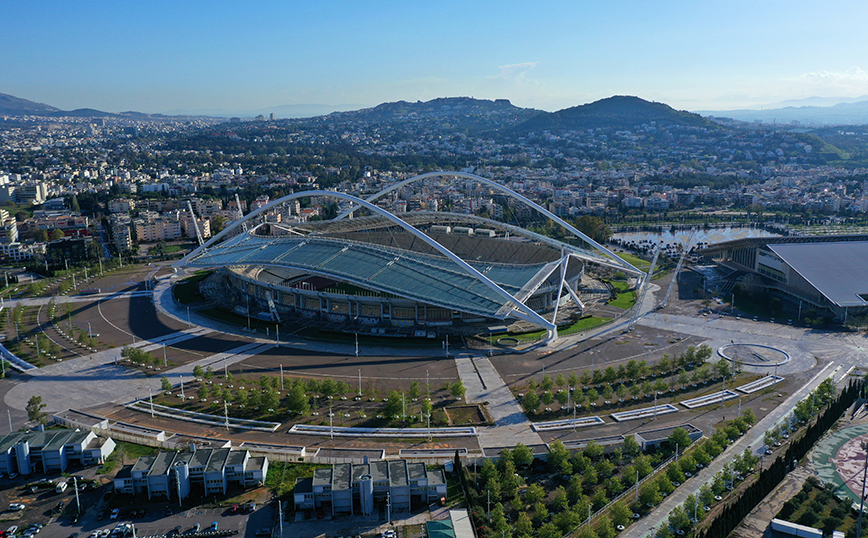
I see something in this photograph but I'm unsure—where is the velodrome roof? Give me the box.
[768,241,868,308]
[184,231,563,319]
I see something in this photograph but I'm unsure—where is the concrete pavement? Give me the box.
[456,354,543,449]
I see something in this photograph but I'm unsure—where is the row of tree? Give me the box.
[697,378,863,538]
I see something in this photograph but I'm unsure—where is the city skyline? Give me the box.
[2,0,868,116]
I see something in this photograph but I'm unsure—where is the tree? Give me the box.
[193,365,205,378]
[26,395,47,424]
[34,229,49,242]
[514,512,533,537]
[595,515,616,538]
[555,373,566,388]
[624,435,641,457]
[568,372,579,387]
[409,381,420,400]
[533,501,549,525]
[668,427,694,451]
[513,442,534,467]
[263,388,280,411]
[501,460,522,498]
[161,376,172,391]
[198,385,209,399]
[548,441,573,474]
[49,229,65,241]
[538,523,559,538]
[490,503,510,537]
[523,391,540,414]
[525,483,545,505]
[715,358,731,378]
[211,214,226,234]
[639,481,660,506]
[668,505,690,532]
[585,439,604,460]
[574,215,612,243]
[451,380,466,398]
[551,486,569,512]
[610,501,632,527]
[383,390,403,417]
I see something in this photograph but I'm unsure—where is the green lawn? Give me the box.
[96,441,159,474]
[265,462,330,499]
[609,290,637,309]
[508,315,612,341]
[173,270,214,304]
[616,252,651,270]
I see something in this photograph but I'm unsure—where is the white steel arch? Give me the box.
[177,190,559,338]
[337,171,642,277]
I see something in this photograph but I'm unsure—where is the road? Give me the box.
[620,361,838,538]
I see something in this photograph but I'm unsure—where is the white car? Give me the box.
[7,526,19,535]
[8,503,25,511]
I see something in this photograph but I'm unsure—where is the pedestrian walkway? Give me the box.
[455,355,543,448]
[2,337,273,416]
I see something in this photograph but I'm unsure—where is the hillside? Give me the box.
[515,95,719,134]
[329,96,542,132]
[0,93,61,115]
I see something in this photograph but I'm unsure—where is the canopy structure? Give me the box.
[177,173,642,340]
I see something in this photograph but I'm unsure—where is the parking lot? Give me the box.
[1,472,275,538]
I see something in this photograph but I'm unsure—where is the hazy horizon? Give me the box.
[3,0,867,116]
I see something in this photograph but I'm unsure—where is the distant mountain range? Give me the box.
[0,93,61,115]
[698,98,868,126]
[5,90,868,128]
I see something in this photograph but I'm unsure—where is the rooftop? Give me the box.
[768,241,868,307]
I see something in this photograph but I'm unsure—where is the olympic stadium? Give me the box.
[175,172,644,341]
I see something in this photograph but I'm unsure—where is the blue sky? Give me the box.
[3,0,867,115]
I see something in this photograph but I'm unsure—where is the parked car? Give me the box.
[255,530,271,537]
[209,522,218,531]
[192,524,200,533]
[110,508,120,520]
[8,504,25,511]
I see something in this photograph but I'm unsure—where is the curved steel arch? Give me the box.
[337,171,642,276]
[177,190,557,336]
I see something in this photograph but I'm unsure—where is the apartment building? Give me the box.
[0,429,116,475]
[294,460,446,516]
[134,217,182,242]
[113,448,268,500]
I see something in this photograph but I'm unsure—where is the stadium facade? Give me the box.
[697,234,868,323]
[176,172,644,340]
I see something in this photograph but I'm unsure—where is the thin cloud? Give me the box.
[800,66,868,82]
[493,62,539,81]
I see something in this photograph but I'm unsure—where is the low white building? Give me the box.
[0,429,116,475]
[114,448,268,501]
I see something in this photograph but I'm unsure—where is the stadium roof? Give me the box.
[179,175,644,337]
[184,232,562,319]
[768,241,868,308]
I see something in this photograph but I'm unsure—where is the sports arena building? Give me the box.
[176,172,644,341]
[696,234,868,323]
